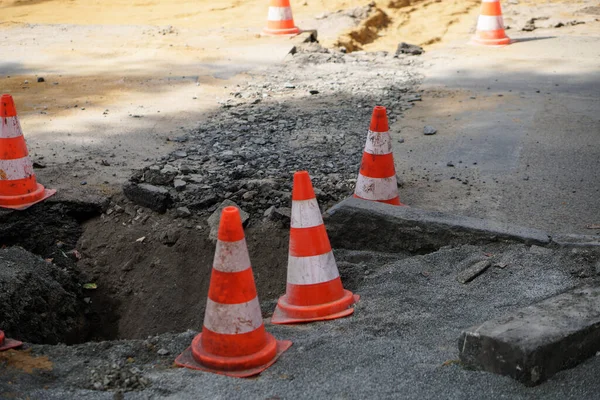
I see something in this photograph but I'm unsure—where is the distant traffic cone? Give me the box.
[354,106,404,206]
[0,94,56,210]
[471,0,511,46]
[272,171,359,324]
[0,330,22,352]
[264,0,300,35]
[175,206,292,378]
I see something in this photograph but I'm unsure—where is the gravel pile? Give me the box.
[124,44,423,216]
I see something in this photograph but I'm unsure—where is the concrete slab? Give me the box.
[393,32,600,235]
[325,197,550,253]
[459,286,600,386]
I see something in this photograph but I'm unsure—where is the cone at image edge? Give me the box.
[0,330,22,352]
[175,206,292,378]
[272,171,359,324]
[0,94,56,210]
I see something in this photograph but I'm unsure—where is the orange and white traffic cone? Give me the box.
[272,171,359,324]
[354,106,404,206]
[263,0,300,36]
[0,330,22,352]
[0,94,55,210]
[471,0,511,46]
[175,206,291,378]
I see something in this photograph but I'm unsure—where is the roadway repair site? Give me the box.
[0,0,599,399]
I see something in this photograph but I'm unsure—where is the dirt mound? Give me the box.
[0,247,87,345]
[335,7,391,52]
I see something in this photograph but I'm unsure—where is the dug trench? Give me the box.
[0,190,413,345]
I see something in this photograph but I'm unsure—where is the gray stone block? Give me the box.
[458,286,600,386]
[123,182,171,213]
[324,197,550,253]
[550,234,600,248]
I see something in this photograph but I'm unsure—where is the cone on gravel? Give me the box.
[272,171,359,324]
[0,94,56,210]
[354,106,404,206]
[471,0,511,46]
[175,206,292,378]
[263,0,300,35]
[0,330,22,352]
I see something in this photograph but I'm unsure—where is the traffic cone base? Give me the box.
[0,94,56,209]
[0,184,56,210]
[0,330,22,351]
[264,0,300,35]
[176,206,291,378]
[175,333,292,378]
[272,291,360,324]
[471,0,511,46]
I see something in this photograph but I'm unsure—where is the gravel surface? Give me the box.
[4,243,600,399]
[125,43,422,217]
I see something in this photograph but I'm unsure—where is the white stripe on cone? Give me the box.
[355,174,398,201]
[364,130,393,155]
[213,239,251,273]
[268,7,293,21]
[0,157,34,180]
[203,298,263,335]
[287,251,339,285]
[482,0,499,3]
[476,15,505,31]
[0,117,23,139]
[291,198,323,229]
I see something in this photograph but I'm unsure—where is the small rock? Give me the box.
[423,126,437,135]
[242,190,258,200]
[530,245,553,256]
[457,260,491,284]
[37,77,45,83]
[309,90,319,95]
[157,348,170,356]
[173,179,187,191]
[176,207,192,218]
[284,82,296,89]
[395,42,424,56]
[144,169,176,186]
[447,161,455,167]
[172,150,188,159]
[159,229,181,245]
[123,182,171,213]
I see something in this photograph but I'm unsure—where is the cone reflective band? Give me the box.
[0,94,56,209]
[272,171,359,324]
[471,0,511,46]
[264,0,300,35]
[175,206,291,378]
[354,106,404,206]
[0,330,22,352]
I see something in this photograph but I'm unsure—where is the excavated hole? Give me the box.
[0,195,423,344]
